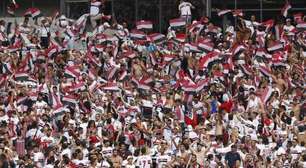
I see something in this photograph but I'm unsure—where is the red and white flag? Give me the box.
[198,41,214,52]
[169,18,186,28]
[101,82,120,91]
[185,43,201,53]
[259,65,272,78]
[261,19,275,30]
[121,50,137,59]
[217,9,232,16]
[231,43,246,56]
[64,65,81,79]
[294,13,304,23]
[7,0,19,16]
[296,22,306,29]
[87,51,101,67]
[174,33,186,43]
[62,94,78,106]
[267,41,283,52]
[281,2,291,17]
[198,51,220,70]
[136,20,153,30]
[232,9,243,17]
[45,45,59,58]
[261,86,273,104]
[148,33,166,44]
[130,29,146,40]
[24,8,42,19]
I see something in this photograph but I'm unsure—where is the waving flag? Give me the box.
[198,51,221,70]
[169,18,186,29]
[24,8,42,19]
[136,20,153,30]
[148,33,166,44]
[259,65,272,78]
[100,82,120,91]
[296,22,306,29]
[64,65,81,79]
[293,13,304,23]
[187,21,204,33]
[174,33,186,43]
[261,86,273,104]
[261,19,274,30]
[7,0,19,16]
[87,51,102,67]
[62,94,78,107]
[281,2,291,17]
[217,9,232,16]
[267,41,283,52]
[130,29,146,40]
[185,43,201,53]
[45,45,59,58]
[232,9,243,17]
[198,41,214,52]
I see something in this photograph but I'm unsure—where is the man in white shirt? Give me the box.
[136,148,152,168]
[178,0,194,24]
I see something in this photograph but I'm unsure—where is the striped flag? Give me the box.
[294,13,304,23]
[100,82,120,91]
[261,86,273,104]
[163,53,177,62]
[17,96,27,106]
[36,51,47,64]
[106,66,118,80]
[130,29,146,40]
[256,48,271,59]
[87,51,101,67]
[281,2,291,17]
[271,52,287,67]
[148,33,166,44]
[169,18,186,29]
[187,21,203,33]
[88,67,97,81]
[45,45,59,58]
[62,94,78,106]
[231,44,246,56]
[296,22,306,29]
[261,19,274,30]
[232,9,243,17]
[182,78,209,92]
[217,9,232,16]
[267,41,283,52]
[198,41,214,52]
[240,64,254,76]
[24,8,42,19]
[136,20,153,30]
[68,82,86,92]
[174,33,186,43]
[2,62,13,74]
[259,65,272,78]
[198,51,221,70]
[7,0,19,16]
[14,71,29,81]
[64,65,81,79]
[185,43,201,53]
[121,50,137,59]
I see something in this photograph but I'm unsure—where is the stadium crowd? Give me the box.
[0,0,305,167]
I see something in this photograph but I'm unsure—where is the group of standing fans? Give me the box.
[0,0,305,167]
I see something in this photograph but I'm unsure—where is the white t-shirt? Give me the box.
[90,1,102,16]
[178,2,193,16]
[136,155,152,168]
[102,146,113,157]
[156,154,171,168]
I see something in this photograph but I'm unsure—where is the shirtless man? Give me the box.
[110,149,123,168]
